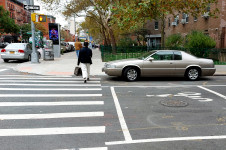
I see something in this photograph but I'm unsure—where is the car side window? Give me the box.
[174,51,182,60]
[27,44,32,50]
[152,51,173,61]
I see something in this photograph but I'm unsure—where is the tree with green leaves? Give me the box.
[165,33,184,48]
[113,0,219,47]
[0,6,19,34]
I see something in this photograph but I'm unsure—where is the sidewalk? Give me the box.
[14,48,226,76]
[14,48,106,76]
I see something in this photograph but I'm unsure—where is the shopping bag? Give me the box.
[74,66,82,76]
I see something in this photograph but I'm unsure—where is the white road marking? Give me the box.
[0,80,100,83]
[55,147,108,150]
[0,83,101,87]
[105,135,226,145]
[0,101,104,106]
[0,78,101,80]
[80,147,108,150]
[156,94,172,97]
[111,85,226,88]
[146,95,154,97]
[0,94,102,97]
[0,126,105,136]
[111,87,132,141]
[0,88,102,91]
[198,86,226,100]
[0,112,104,120]
[0,69,8,72]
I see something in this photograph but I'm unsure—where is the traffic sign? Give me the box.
[24,5,40,10]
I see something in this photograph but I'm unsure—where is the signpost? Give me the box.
[24,5,40,11]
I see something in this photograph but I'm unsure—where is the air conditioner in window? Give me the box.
[203,12,209,19]
[181,19,186,24]
[171,22,177,26]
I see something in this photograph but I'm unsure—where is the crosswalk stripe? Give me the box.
[0,69,8,72]
[0,88,102,91]
[0,112,104,120]
[0,78,101,80]
[0,101,104,106]
[0,126,105,136]
[0,83,101,86]
[0,75,70,77]
[0,80,100,83]
[0,94,102,97]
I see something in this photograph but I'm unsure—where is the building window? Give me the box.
[182,13,189,23]
[194,16,198,22]
[155,21,159,30]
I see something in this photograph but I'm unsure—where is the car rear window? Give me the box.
[6,44,26,49]
[174,51,182,60]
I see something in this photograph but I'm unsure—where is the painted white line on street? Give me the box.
[80,147,108,150]
[0,94,102,97]
[0,78,101,80]
[0,69,8,72]
[198,86,226,99]
[110,87,132,141]
[55,147,108,150]
[105,135,226,145]
[0,80,100,83]
[0,101,104,106]
[0,83,101,87]
[0,126,105,136]
[110,85,226,88]
[0,112,104,120]
[0,88,102,91]
[0,75,71,77]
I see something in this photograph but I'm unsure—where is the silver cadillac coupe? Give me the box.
[102,50,216,81]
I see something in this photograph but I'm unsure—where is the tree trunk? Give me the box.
[106,26,117,54]
[101,26,108,46]
[161,15,165,48]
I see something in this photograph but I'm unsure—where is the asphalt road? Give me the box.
[0,68,226,150]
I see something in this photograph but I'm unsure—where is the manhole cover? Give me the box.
[160,100,188,107]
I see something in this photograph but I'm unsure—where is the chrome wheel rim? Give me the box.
[188,69,199,80]
[127,69,137,81]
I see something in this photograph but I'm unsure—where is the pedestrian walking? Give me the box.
[77,42,92,83]
[74,38,83,58]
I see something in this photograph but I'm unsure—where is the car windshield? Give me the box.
[138,51,156,60]
[6,43,26,49]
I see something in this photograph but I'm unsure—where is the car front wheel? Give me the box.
[3,59,9,63]
[123,67,139,81]
[186,68,200,81]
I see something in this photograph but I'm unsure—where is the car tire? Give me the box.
[3,59,9,63]
[123,67,139,81]
[185,67,200,81]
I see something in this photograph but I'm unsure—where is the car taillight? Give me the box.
[1,49,6,53]
[18,49,24,53]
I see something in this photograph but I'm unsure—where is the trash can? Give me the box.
[43,40,54,60]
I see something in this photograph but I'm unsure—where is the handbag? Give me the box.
[74,66,82,76]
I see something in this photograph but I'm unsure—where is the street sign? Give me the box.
[24,5,40,11]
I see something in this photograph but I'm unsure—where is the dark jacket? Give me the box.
[77,47,92,65]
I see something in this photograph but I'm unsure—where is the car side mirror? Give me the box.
[148,57,154,61]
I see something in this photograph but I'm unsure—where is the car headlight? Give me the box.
[105,63,116,68]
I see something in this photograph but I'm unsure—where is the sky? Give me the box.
[33,0,85,27]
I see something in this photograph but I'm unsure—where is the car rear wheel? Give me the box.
[186,68,200,81]
[123,67,139,81]
[3,59,9,63]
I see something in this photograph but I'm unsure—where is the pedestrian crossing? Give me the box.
[0,75,107,150]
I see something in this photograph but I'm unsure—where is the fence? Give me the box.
[100,45,226,63]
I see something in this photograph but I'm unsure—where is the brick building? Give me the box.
[0,0,31,25]
[146,0,226,48]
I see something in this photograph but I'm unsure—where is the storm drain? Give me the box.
[160,100,188,107]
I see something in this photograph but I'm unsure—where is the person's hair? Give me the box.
[84,42,88,47]
[77,38,80,41]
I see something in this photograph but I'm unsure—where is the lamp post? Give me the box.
[30,0,39,63]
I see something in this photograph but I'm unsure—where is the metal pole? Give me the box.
[30,0,39,63]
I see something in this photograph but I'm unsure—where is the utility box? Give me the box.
[43,40,54,60]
